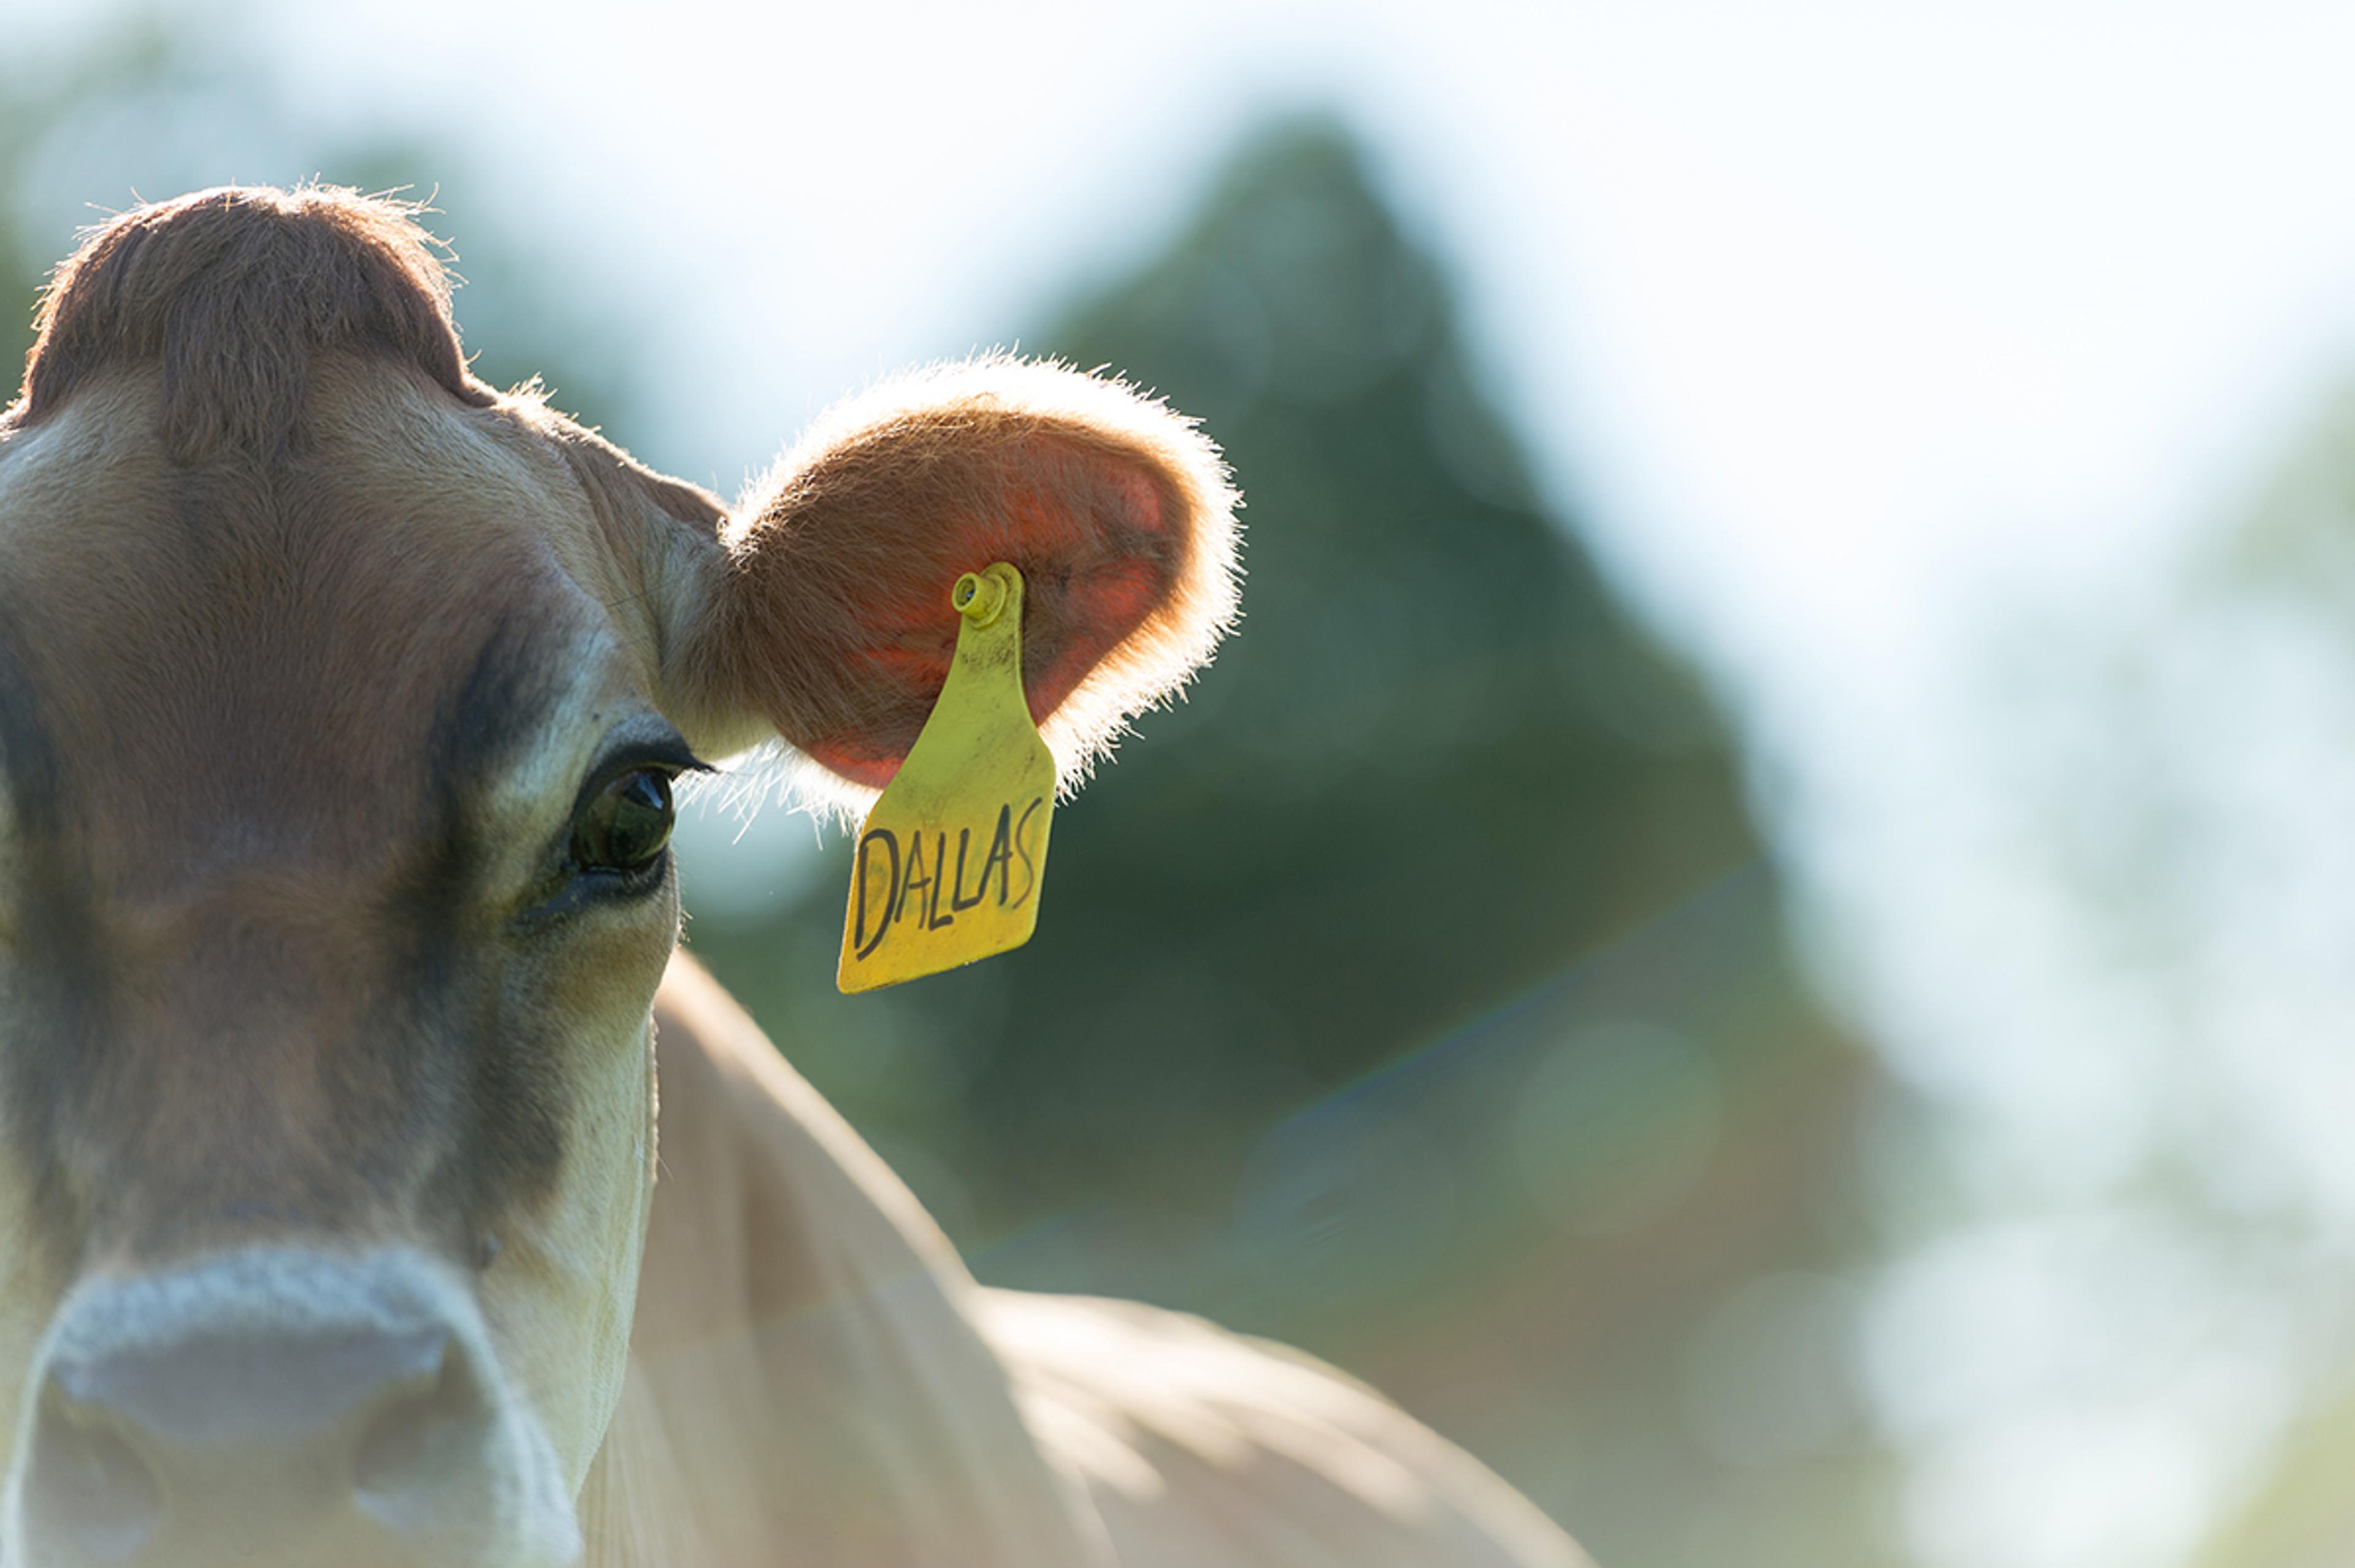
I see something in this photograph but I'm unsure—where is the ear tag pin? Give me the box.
[838,562,1055,993]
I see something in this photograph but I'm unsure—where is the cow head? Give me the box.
[0,187,1236,1568]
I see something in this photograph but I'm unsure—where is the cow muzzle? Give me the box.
[2,1247,581,1568]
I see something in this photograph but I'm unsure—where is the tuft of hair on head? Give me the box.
[9,183,495,462]
[706,353,1243,824]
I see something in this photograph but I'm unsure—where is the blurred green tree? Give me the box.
[686,121,1888,1567]
[2138,380,2355,1568]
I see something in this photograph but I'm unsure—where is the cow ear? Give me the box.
[666,358,1240,807]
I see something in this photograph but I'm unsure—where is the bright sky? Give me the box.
[25,3,2355,1562]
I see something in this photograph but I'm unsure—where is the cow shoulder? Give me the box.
[979,1289,1591,1568]
[591,954,1110,1568]
[633,950,960,1352]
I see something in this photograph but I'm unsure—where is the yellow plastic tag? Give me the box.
[837,562,1055,993]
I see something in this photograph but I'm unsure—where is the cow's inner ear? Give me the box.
[661,358,1240,808]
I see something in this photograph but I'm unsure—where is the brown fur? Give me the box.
[0,385,603,1268]
[0,345,681,1547]
[9,185,494,463]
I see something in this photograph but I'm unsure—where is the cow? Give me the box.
[0,185,1589,1568]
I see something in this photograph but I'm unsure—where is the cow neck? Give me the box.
[581,955,1114,1568]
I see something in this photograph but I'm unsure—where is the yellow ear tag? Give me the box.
[837,562,1055,993]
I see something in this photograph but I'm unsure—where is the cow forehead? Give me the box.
[0,359,651,890]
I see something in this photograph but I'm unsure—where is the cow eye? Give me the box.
[571,768,675,874]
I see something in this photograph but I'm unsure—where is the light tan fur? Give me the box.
[600,955,1592,1567]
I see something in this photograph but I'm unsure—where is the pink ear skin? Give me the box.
[689,358,1241,799]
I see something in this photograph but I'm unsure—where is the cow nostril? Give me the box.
[16,1253,546,1566]
[28,1321,499,1559]
[353,1337,488,1529]
[25,1393,161,1564]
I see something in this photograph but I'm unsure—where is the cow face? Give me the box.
[0,188,1235,1568]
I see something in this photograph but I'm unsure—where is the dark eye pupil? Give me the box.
[573,770,675,873]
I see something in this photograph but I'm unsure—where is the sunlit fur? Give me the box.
[595,962,1588,1568]
[685,355,1243,816]
[18,185,493,463]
